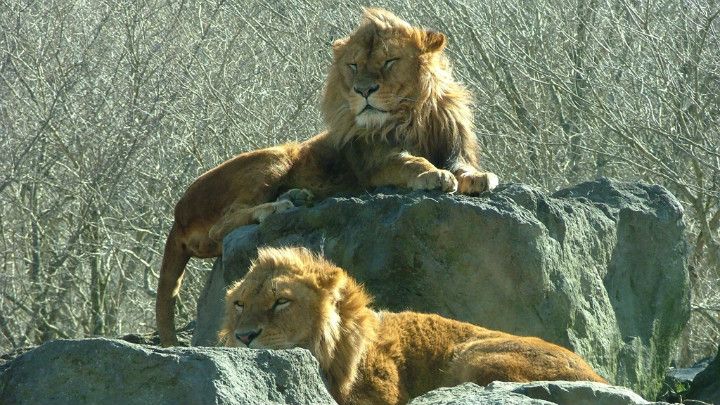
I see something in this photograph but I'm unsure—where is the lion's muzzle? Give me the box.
[235,328,262,347]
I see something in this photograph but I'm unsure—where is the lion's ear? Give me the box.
[332,37,349,58]
[316,266,346,297]
[423,30,446,53]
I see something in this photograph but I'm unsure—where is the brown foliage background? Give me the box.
[1,0,718,365]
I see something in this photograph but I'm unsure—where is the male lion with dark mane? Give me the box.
[220,247,606,405]
[157,8,498,346]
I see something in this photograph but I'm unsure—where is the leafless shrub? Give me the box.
[0,0,717,364]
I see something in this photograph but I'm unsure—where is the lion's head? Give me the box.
[322,8,474,156]
[219,246,377,397]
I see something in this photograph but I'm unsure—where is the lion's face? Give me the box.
[325,8,448,130]
[220,247,343,353]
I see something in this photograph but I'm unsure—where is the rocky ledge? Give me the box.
[0,338,680,405]
[0,179,694,404]
[0,338,334,405]
[194,178,690,398]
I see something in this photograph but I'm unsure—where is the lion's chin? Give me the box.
[355,110,389,128]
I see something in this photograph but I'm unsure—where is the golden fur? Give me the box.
[322,8,499,194]
[220,247,606,405]
[157,8,500,347]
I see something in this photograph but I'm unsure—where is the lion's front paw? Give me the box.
[457,171,499,195]
[409,169,458,193]
[254,200,294,223]
[277,188,314,206]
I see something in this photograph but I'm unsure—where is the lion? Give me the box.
[323,8,499,195]
[219,247,607,405]
[157,8,499,346]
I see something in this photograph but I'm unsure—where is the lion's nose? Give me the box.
[353,83,379,98]
[235,329,262,346]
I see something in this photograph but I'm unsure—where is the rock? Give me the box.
[660,358,711,402]
[0,347,34,374]
[119,320,195,347]
[484,381,655,404]
[688,344,720,404]
[0,323,196,376]
[194,178,690,398]
[1,338,676,405]
[410,381,668,405]
[0,338,336,405]
[409,383,554,404]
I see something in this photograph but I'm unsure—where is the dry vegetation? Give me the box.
[0,0,718,365]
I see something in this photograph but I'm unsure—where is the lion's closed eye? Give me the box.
[383,58,399,71]
[272,298,291,312]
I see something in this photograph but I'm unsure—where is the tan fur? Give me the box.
[322,8,499,194]
[157,8,501,347]
[220,247,607,405]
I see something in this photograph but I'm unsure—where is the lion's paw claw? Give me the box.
[256,200,294,223]
[409,169,458,193]
[457,171,499,195]
[277,188,314,206]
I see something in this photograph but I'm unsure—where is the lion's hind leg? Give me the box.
[208,194,308,242]
[445,339,531,387]
[445,337,606,387]
[208,200,293,242]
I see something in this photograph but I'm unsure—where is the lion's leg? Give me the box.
[444,338,606,386]
[444,341,529,387]
[370,152,458,193]
[208,199,295,242]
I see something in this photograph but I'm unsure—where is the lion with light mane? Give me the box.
[157,8,498,346]
[220,247,606,405]
[324,8,498,194]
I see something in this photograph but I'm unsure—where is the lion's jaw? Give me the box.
[219,247,378,399]
[354,106,390,128]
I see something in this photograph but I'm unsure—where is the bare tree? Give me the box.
[0,0,717,364]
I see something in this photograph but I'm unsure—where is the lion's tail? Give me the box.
[156,222,191,347]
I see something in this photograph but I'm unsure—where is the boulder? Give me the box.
[409,381,665,405]
[661,358,711,402]
[2,338,678,405]
[688,344,720,404]
[408,383,554,405]
[120,320,195,347]
[0,338,336,405]
[194,178,690,398]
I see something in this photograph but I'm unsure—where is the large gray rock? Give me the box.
[0,338,336,405]
[483,381,654,404]
[194,178,690,398]
[688,345,720,404]
[2,338,676,405]
[409,383,554,404]
[409,381,665,405]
